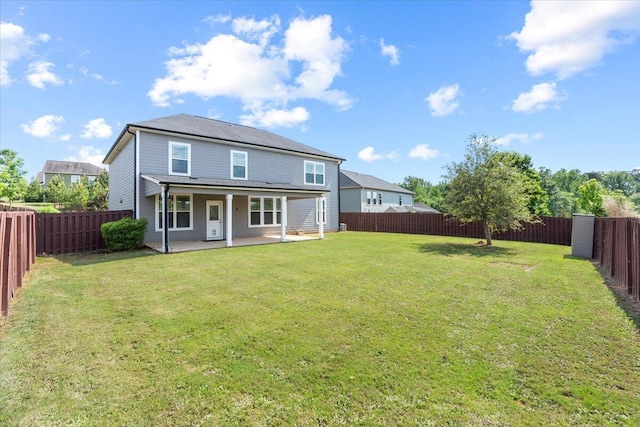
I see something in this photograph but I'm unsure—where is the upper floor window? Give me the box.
[70,175,80,184]
[304,161,325,185]
[169,141,190,176]
[231,150,248,180]
[372,191,378,205]
[378,193,383,205]
[366,191,372,205]
[399,195,402,206]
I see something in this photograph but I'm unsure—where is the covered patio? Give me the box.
[146,233,320,253]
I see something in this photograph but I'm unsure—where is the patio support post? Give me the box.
[162,184,170,253]
[280,196,287,242]
[318,194,325,239]
[226,193,233,247]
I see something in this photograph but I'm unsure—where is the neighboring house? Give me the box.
[385,202,440,214]
[103,114,344,252]
[37,160,105,186]
[339,169,415,213]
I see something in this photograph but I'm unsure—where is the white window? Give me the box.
[399,195,402,206]
[378,193,383,205]
[88,176,97,184]
[156,194,193,231]
[249,197,282,227]
[70,175,80,184]
[372,191,378,205]
[169,141,191,176]
[304,161,325,185]
[231,150,248,180]
[316,197,327,225]
[366,191,372,205]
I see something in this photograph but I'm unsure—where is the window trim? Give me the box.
[304,160,325,186]
[169,141,191,176]
[248,196,282,228]
[155,193,193,232]
[230,150,248,180]
[316,197,327,225]
[70,175,80,184]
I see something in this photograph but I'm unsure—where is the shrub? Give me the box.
[101,217,148,251]
[37,206,60,213]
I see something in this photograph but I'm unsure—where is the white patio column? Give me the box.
[280,195,288,242]
[318,195,325,239]
[226,193,233,247]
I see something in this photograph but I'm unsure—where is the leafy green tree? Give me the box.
[398,176,445,212]
[442,134,532,245]
[24,179,44,202]
[87,171,109,210]
[553,168,587,194]
[0,149,28,206]
[495,152,550,216]
[577,179,606,216]
[45,174,69,209]
[603,190,638,217]
[67,176,91,211]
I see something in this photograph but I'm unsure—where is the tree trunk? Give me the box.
[483,221,492,246]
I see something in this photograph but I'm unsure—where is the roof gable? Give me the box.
[104,114,343,164]
[340,170,413,194]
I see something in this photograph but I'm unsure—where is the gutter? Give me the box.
[124,125,137,218]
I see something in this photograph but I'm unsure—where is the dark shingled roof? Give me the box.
[42,160,105,175]
[105,114,343,163]
[141,174,327,194]
[339,170,413,194]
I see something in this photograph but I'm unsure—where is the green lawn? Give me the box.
[1,232,639,426]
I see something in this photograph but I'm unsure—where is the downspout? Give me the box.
[163,184,170,253]
[124,125,137,218]
[337,160,343,229]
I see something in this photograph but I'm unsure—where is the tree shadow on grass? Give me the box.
[416,242,517,258]
[592,262,640,332]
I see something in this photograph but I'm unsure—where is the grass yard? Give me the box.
[1,232,639,426]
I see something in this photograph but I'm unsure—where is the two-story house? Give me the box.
[339,169,438,213]
[36,160,105,187]
[103,114,343,252]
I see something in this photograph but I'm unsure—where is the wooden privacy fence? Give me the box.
[340,213,573,246]
[1,211,36,315]
[593,217,640,302]
[36,210,133,255]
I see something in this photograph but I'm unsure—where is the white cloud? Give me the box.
[512,82,567,113]
[203,14,231,26]
[232,15,280,47]
[357,146,398,162]
[426,84,461,117]
[79,66,118,84]
[509,1,640,79]
[38,33,50,42]
[66,146,106,168]
[408,144,439,160]
[59,134,71,142]
[495,132,543,146]
[21,114,64,138]
[1,22,32,85]
[81,118,112,139]
[26,61,63,89]
[380,38,400,66]
[148,14,352,128]
[240,106,309,128]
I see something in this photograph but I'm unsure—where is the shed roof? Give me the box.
[339,169,413,194]
[104,114,343,164]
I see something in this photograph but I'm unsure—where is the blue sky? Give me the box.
[1,1,639,185]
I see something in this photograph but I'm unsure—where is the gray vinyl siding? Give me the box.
[108,136,135,211]
[339,188,363,212]
[340,188,414,212]
[132,130,340,244]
